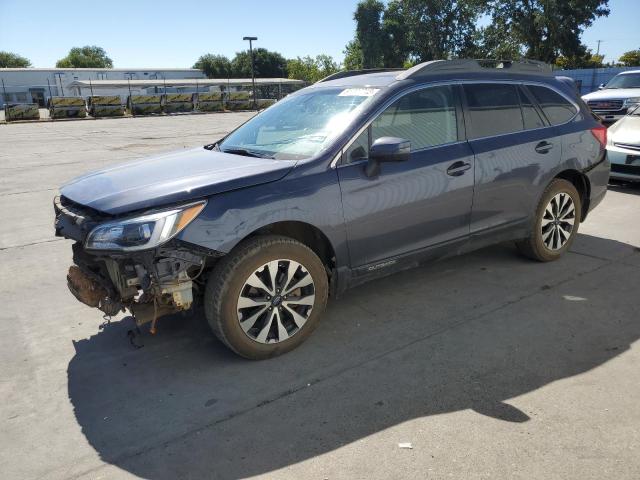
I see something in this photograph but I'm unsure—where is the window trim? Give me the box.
[522,83,579,127]
[460,80,579,142]
[333,82,465,168]
[517,84,550,128]
[331,79,580,167]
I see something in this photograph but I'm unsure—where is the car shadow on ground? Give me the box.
[67,234,640,479]
[608,180,640,196]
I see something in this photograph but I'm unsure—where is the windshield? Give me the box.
[218,87,381,160]
[605,73,640,89]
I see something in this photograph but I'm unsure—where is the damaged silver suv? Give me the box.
[54,60,609,359]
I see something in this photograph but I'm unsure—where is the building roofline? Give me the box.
[0,68,203,72]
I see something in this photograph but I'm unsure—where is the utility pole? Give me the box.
[596,40,603,56]
[591,40,604,93]
[243,36,258,110]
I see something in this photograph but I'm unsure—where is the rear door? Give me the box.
[337,84,475,268]
[463,82,561,235]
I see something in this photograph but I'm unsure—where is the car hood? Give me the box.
[609,114,640,146]
[582,88,640,101]
[60,147,297,215]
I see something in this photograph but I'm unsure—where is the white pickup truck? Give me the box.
[582,70,640,123]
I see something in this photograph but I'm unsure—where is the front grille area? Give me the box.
[588,99,624,111]
[611,163,640,176]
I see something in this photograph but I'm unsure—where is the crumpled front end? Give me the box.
[54,195,220,331]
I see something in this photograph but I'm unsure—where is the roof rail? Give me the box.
[396,59,552,80]
[317,68,404,83]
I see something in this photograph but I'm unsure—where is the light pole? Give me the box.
[243,36,258,109]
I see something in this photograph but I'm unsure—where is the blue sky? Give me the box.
[0,0,637,68]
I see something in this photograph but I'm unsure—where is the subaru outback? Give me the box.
[54,59,610,359]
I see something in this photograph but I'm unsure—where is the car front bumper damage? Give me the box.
[54,196,221,331]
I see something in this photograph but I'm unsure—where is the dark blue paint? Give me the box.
[59,70,609,295]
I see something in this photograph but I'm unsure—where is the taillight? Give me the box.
[591,125,607,147]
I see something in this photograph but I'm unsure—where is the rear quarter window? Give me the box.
[527,85,577,125]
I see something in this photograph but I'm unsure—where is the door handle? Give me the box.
[446,161,471,176]
[535,141,554,154]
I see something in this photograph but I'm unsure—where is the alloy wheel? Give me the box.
[236,259,316,344]
[541,192,575,251]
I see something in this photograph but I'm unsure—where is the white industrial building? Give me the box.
[0,68,205,106]
[0,67,303,107]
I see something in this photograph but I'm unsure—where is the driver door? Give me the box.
[336,84,475,268]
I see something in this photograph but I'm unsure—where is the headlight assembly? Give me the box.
[85,201,206,251]
[624,97,640,106]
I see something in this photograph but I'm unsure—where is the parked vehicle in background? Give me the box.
[54,59,609,359]
[607,105,640,182]
[582,70,640,123]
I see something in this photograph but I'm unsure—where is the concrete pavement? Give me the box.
[0,114,638,480]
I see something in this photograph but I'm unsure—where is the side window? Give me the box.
[345,128,369,163]
[370,85,458,150]
[464,83,523,139]
[527,85,577,125]
[518,86,545,129]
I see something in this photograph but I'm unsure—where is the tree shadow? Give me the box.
[67,234,640,479]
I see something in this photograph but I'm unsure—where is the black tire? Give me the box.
[516,178,582,262]
[204,235,329,359]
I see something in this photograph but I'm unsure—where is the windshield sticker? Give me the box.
[338,88,379,97]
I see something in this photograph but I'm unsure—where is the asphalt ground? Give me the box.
[0,113,639,480]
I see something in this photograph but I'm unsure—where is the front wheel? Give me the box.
[204,235,329,359]
[516,179,582,262]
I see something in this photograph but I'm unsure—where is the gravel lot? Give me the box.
[0,114,639,480]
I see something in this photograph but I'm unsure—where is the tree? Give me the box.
[354,0,386,68]
[348,0,484,69]
[380,1,410,67]
[193,54,232,78]
[0,51,31,68]
[394,0,483,62]
[485,0,610,63]
[555,49,605,69]
[343,40,363,70]
[56,46,113,68]
[231,48,287,78]
[618,49,640,67]
[287,55,340,83]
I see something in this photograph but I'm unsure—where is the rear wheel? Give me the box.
[516,179,582,262]
[204,235,328,359]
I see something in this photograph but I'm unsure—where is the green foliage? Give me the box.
[618,49,640,67]
[343,40,363,70]
[193,54,232,78]
[0,51,31,68]
[485,0,610,63]
[55,46,113,68]
[380,1,410,67]
[555,49,605,69]
[349,0,485,68]
[354,0,386,68]
[346,0,612,69]
[231,48,287,78]
[395,0,483,62]
[287,55,340,82]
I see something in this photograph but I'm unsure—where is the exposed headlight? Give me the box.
[85,201,206,251]
[624,97,640,106]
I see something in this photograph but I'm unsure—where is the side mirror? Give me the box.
[365,137,411,177]
[598,83,605,90]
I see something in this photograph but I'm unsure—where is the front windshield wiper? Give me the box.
[221,148,274,159]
